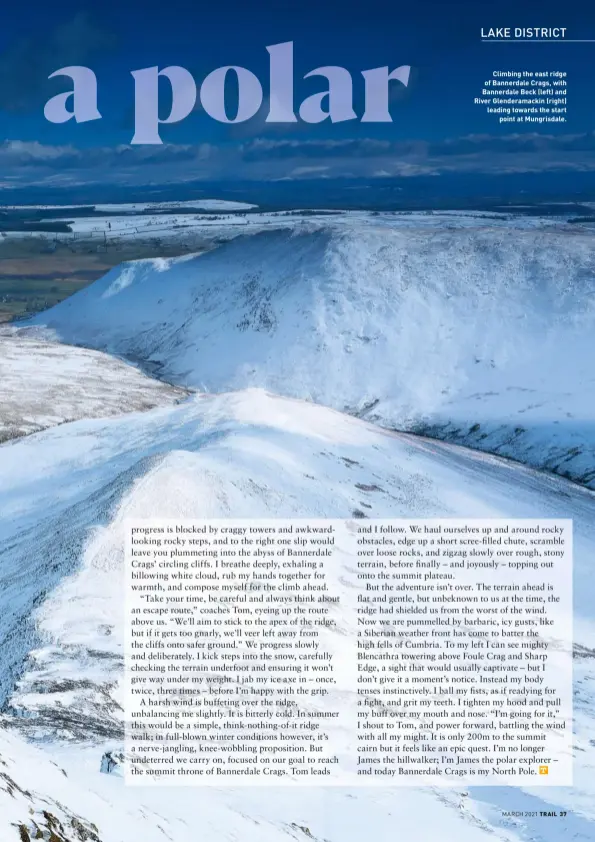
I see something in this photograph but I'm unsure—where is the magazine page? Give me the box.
[0,1,591,840]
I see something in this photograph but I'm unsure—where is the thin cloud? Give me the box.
[1,132,595,189]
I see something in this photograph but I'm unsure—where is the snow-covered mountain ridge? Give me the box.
[25,218,595,486]
[2,388,595,841]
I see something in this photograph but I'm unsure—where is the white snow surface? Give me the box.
[24,218,595,487]
[0,199,257,212]
[1,388,595,841]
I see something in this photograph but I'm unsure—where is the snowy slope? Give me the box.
[0,721,520,842]
[0,331,187,442]
[1,389,595,842]
[26,220,595,486]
